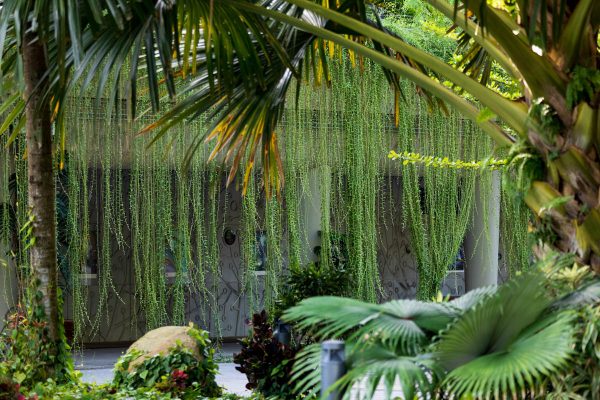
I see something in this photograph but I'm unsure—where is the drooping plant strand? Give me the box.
[0,44,534,341]
[398,86,495,299]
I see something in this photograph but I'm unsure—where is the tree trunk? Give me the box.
[22,33,60,345]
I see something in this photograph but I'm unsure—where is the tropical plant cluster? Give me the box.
[0,282,74,389]
[3,0,593,397]
[112,326,221,398]
[285,255,600,399]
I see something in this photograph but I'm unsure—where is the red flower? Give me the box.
[170,369,189,389]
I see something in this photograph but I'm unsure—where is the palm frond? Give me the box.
[339,345,441,400]
[435,272,577,399]
[435,272,551,370]
[443,311,576,399]
[553,280,600,309]
[284,296,457,355]
[290,343,322,397]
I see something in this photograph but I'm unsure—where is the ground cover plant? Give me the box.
[5,379,262,400]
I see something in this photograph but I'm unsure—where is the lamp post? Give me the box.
[321,340,346,400]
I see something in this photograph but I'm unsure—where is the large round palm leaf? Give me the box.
[436,273,577,399]
[443,312,576,399]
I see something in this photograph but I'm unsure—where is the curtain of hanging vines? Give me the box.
[0,51,533,342]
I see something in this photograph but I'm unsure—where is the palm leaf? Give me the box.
[290,343,322,397]
[284,296,457,355]
[448,284,497,310]
[553,280,600,309]
[339,345,441,400]
[443,312,576,399]
[435,272,577,399]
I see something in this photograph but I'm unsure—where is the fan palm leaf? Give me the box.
[448,284,497,310]
[339,346,441,400]
[435,272,577,398]
[442,312,576,399]
[284,296,457,355]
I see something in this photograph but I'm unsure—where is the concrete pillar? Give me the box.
[464,171,501,290]
[299,168,324,265]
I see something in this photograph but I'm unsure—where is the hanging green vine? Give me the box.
[396,81,491,300]
[0,37,535,344]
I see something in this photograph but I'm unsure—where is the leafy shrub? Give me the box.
[112,326,221,398]
[272,261,351,323]
[233,310,297,399]
[0,285,73,389]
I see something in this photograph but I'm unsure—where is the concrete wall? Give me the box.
[0,248,18,330]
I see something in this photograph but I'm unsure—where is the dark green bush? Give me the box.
[271,261,351,323]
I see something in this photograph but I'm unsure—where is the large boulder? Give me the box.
[125,325,202,370]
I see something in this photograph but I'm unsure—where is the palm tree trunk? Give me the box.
[22,33,60,345]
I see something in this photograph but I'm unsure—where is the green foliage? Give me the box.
[286,262,596,399]
[271,262,351,323]
[396,86,491,299]
[0,283,74,388]
[566,66,600,109]
[112,326,221,398]
[233,311,298,399]
[13,379,261,400]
